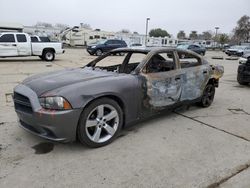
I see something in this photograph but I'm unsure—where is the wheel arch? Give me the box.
[78,94,126,130]
[42,48,55,54]
[207,77,219,87]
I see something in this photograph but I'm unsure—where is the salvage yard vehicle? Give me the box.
[0,32,65,61]
[225,45,250,57]
[86,39,127,56]
[237,53,250,85]
[13,47,224,147]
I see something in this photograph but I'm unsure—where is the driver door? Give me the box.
[141,51,183,108]
[0,34,18,57]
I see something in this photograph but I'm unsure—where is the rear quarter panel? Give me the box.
[31,42,63,56]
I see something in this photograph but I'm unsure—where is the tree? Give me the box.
[149,28,171,38]
[218,33,229,45]
[80,23,92,29]
[189,31,198,40]
[177,30,186,39]
[35,22,52,28]
[120,29,131,34]
[201,31,213,40]
[55,23,69,29]
[233,15,250,42]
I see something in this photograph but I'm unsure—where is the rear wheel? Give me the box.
[198,84,215,107]
[42,50,55,61]
[77,98,123,147]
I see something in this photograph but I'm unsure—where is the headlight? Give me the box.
[91,45,96,48]
[239,58,247,64]
[39,96,72,110]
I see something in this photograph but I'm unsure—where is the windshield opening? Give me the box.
[86,51,148,74]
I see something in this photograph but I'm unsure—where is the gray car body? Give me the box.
[14,47,224,142]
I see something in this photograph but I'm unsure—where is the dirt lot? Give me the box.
[0,49,250,188]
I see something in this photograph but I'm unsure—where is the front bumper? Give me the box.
[237,65,250,83]
[14,84,82,142]
[226,50,242,56]
[86,47,96,55]
[57,49,65,54]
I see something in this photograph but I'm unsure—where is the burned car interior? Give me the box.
[145,52,176,73]
[86,51,148,74]
[86,49,204,75]
[177,51,202,68]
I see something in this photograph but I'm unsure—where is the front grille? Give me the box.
[20,120,57,139]
[14,92,33,113]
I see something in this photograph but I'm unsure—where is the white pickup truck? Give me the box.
[0,32,65,61]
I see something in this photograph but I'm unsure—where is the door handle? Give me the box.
[12,44,17,46]
[203,70,208,74]
[175,77,181,80]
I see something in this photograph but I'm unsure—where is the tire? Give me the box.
[198,84,215,107]
[237,76,248,85]
[95,49,103,56]
[42,50,55,61]
[77,98,123,147]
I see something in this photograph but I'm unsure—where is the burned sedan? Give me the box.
[14,48,224,147]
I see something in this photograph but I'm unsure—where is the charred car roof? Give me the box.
[110,47,203,57]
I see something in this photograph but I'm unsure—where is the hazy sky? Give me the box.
[0,0,249,36]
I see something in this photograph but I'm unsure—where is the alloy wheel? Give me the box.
[85,104,119,143]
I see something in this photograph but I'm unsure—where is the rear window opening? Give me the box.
[87,51,147,74]
[177,52,202,68]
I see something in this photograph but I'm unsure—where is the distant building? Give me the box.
[59,25,179,47]
[23,25,62,40]
[59,26,116,46]
[0,22,23,32]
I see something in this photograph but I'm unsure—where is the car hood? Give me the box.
[22,67,113,96]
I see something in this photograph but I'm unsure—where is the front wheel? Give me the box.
[77,98,123,147]
[95,49,103,56]
[198,84,215,107]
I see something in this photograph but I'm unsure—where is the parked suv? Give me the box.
[237,53,250,85]
[87,39,127,55]
[177,44,206,56]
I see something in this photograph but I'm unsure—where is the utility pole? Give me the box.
[215,27,219,48]
[145,18,150,46]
